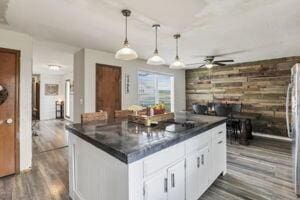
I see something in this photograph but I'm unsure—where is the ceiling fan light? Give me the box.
[205,63,214,69]
[169,57,185,69]
[147,52,165,65]
[115,43,138,60]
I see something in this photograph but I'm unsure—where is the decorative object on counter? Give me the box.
[125,73,130,94]
[45,84,59,96]
[55,100,64,119]
[147,24,165,65]
[128,112,174,126]
[0,84,8,106]
[127,105,145,115]
[81,111,108,124]
[115,9,138,60]
[151,103,166,115]
[169,34,185,69]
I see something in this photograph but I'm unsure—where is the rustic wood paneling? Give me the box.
[186,56,300,137]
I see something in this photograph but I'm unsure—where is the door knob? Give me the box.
[6,118,13,124]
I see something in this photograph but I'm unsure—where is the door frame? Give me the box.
[0,47,20,173]
[65,79,71,119]
[95,64,122,113]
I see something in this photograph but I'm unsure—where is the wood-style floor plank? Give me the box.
[0,119,299,200]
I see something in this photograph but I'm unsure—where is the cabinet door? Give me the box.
[186,145,210,200]
[198,146,209,196]
[144,170,168,200]
[186,150,200,200]
[167,160,185,200]
[213,136,226,180]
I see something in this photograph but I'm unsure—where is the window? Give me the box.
[138,71,174,112]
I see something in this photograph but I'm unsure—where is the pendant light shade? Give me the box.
[169,34,185,69]
[147,24,165,65]
[115,9,138,60]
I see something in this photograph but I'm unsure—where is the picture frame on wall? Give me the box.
[45,84,59,96]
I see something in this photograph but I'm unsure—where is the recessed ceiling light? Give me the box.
[48,65,62,71]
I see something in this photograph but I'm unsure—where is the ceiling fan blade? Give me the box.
[214,59,234,62]
[213,62,226,66]
[186,62,205,66]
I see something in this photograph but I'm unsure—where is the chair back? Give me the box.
[114,110,133,118]
[192,103,208,115]
[215,103,230,117]
[81,111,108,123]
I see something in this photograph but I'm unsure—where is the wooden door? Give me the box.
[96,64,121,120]
[167,160,185,200]
[0,48,20,177]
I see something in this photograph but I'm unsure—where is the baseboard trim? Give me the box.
[252,132,292,142]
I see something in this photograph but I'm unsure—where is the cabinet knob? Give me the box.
[197,157,200,168]
[201,154,204,165]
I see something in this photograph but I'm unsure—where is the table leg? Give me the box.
[239,121,250,145]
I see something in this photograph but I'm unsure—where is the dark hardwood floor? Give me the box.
[0,120,299,200]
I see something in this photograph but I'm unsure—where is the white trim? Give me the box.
[252,132,292,142]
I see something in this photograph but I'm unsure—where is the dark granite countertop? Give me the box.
[66,112,226,164]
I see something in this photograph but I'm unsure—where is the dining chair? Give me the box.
[81,111,108,123]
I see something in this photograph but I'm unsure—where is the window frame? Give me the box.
[137,70,175,112]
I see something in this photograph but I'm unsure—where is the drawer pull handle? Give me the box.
[201,154,204,165]
[197,157,200,168]
[171,173,175,188]
[218,131,223,134]
[218,141,223,144]
[164,178,168,192]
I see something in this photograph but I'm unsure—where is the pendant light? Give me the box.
[147,24,165,65]
[115,9,138,60]
[169,34,185,69]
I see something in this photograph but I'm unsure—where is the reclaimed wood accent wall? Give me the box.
[186,56,300,137]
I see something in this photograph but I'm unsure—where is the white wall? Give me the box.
[74,48,186,122]
[73,49,85,123]
[0,29,33,171]
[39,74,65,120]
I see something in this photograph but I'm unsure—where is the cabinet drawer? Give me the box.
[143,143,185,178]
[185,131,210,155]
[212,123,226,138]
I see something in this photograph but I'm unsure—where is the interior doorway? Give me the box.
[32,75,40,120]
[96,64,121,120]
[0,47,20,177]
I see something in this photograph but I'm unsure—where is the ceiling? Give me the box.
[1,0,300,66]
[32,39,79,75]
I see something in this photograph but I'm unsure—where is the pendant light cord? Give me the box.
[155,26,158,53]
[124,15,128,44]
[176,37,179,59]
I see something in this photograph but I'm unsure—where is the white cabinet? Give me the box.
[167,160,185,200]
[69,123,227,200]
[186,146,209,200]
[144,160,185,200]
[144,170,167,200]
[212,135,227,180]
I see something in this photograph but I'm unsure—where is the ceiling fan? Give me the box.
[186,55,234,69]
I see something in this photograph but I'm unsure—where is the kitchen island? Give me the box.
[66,113,227,200]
